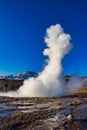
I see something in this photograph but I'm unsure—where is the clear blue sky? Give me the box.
[0,0,87,75]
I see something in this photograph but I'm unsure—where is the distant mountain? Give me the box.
[0,71,38,80]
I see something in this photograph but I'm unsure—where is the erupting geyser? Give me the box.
[0,24,73,97]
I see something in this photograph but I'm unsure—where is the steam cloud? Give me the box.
[17,24,72,97]
[67,76,87,93]
[0,24,75,97]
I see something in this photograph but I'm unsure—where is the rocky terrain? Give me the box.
[0,79,23,92]
[0,95,87,130]
[0,73,87,129]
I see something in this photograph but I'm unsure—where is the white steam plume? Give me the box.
[67,76,87,93]
[0,24,72,97]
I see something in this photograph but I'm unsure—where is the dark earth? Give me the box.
[0,95,87,130]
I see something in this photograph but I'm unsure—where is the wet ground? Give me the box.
[0,95,87,130]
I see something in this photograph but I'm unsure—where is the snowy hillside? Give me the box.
[0,71,38,80]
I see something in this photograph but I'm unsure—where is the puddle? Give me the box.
[12,102,34,106]
[44,113,66,122]
[0,104,13,110]
[17,105,35,109]
[36,102,52,109]
[17,102,52,109]
[21,109,38,113]
[0,104,18,118]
